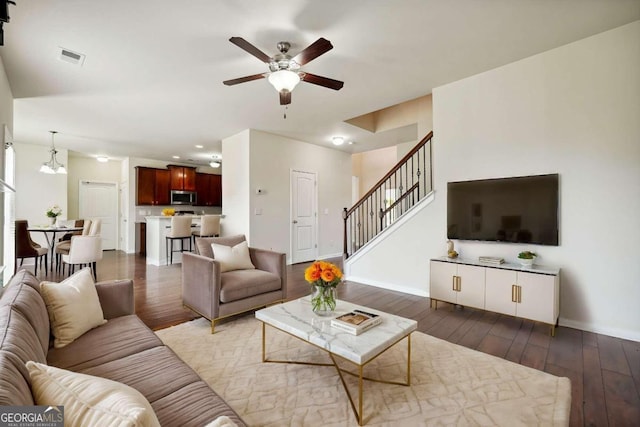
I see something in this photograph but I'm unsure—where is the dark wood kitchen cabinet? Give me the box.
[168,165,196,192]
[195,173,222,206]
[136,167,170,205]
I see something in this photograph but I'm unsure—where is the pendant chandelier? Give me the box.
[39,131,67,174]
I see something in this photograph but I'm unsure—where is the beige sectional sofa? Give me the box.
[0,269,246,427]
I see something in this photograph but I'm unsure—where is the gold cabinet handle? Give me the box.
[511,284,516,302]
[457,276,461,292]
[517,285,522,303]
[452,276,456,291]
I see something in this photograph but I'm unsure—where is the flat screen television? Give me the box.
[447,174,559,246]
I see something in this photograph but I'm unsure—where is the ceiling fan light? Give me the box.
[209,161,221,168]
[268,70,300,92]
[332,136,345,146]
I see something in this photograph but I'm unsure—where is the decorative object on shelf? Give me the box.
[161,208,175,216]
[304,260,342,316]
[39,131,67,174]
[447,240,458,258]
[46,205,62,226]
[518,251,537,267]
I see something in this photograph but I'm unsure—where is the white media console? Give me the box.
[430,257,560,336]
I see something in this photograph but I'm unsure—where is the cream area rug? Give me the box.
[156,316,571,426]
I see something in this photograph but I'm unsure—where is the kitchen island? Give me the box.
[145,215,211,265]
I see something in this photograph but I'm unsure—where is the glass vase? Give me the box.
[311,285,337,316]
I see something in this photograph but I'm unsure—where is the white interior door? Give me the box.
[79,181,118,250]
[291,170,317,264]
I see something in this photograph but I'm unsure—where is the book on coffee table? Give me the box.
[331,309,382,335]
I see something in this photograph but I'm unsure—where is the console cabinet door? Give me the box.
[516,272,558,324]
[456,264,485,309]
[485,268,517,316]
[430,261,458,303]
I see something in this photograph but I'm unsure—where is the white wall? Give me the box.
[348,21,640,341]
[13,143,68,249]
[352,146,397,199]
[248,130,352,262]
[67,155,122,219]
[0,56,13,267]
[221,130,251,238]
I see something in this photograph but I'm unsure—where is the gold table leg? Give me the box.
[261,322,412,425]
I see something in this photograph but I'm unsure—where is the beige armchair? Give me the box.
[182,235,287,333]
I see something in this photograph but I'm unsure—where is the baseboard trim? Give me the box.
[559,318,640,342]
[345,275,428,297]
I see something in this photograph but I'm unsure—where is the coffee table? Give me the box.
[255,297,417,425]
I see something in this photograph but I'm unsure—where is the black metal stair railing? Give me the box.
[342,131,433,258]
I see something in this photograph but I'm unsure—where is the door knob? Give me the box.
[292,220,298,224]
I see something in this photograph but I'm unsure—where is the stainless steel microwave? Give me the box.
[170,190,197,205]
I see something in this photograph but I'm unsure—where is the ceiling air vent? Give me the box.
[57,47,85,66]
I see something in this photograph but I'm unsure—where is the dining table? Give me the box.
[27,225,84,273]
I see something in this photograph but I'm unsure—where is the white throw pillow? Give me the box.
[204,416,238,427]
[40,267,107,348]
[211,241,255,273]
[26,361,160,427]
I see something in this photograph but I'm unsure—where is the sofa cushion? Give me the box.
[211,241,255,273]
[0,352,35,405]
[0,305,47,371]
[0,275,50,355]
[80,346,201,403]
[0,305,47,406]
[27,361,161,427]
[4,268,41,292]
[196,235,246,259]
[151,381,245,427]
[40,268,107,348]
[47,315,163,371]
[219,269,281,303]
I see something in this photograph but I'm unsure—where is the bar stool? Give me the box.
[192,215,220,246]
[166,216,192,265]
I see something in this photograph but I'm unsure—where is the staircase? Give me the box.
[342,131,434,258]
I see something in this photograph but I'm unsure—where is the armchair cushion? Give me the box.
[219,270,282,303]
[211,241,255,273]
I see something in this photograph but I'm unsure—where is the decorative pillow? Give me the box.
[39,268,106,348]
[26,361,160,427]
[211,241,255,273]
[204,416,238,427]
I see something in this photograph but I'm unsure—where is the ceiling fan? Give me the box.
[223,37,344,105]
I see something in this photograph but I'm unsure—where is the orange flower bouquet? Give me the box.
[304,261,342,315]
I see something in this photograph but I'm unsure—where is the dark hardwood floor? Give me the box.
[36,250,640,427]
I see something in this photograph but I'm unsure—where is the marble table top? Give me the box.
[256,297,417,365]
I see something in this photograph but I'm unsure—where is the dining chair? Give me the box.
[61,235,103,280]
[166,216,192,265]
[14,220,48,276]
[192,215,221,245]
[88,219,102,236]
[55,219,92,272]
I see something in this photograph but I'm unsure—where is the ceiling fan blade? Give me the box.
[229,37,272,63]
[293,38,333,66]
[223,73,266,86]
[301,73,344,90]
[280,91,292,105]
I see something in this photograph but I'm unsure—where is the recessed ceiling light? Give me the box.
[172,155,180,159]
[195,145,203,149]
[96,156,109,163]
[332,136,345,146]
